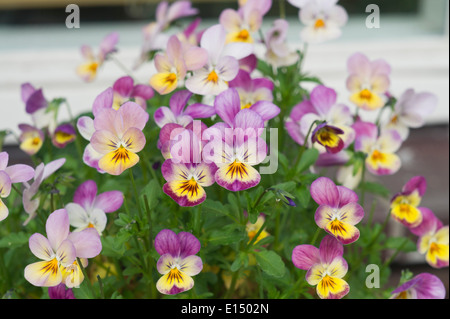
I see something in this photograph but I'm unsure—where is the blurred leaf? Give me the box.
[296,148,319,174]
[359,181,391,199]
[208,226,247,246]
[254,250,286,278]
[101,236,127,258]
[0,232,29,248]
[384,237,416,252]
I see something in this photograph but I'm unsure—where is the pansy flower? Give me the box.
[52,123,77,149]
[185,24,253,96]
[228,70,274,111]
[293,0,348,44]
[353,120,402,175]
[22,158,66,225]
[0,152,35,221]
[409,208,449,269]
[24,209,101,287]
[203,89,271,191]
[154,229,203,295]
[346,52,391,111]
[382,89,438,140]
[161,125,217,207]
[311,122,345,154]
[154,90,215,128]
[292,235,350,299]
[90,102,149,176]
[285,85,355,158]
[150,35,208,95]
[17,124,45,156]
[390,176,427,228]
[246,214,270,245]
[311,177,364,244]
[390,273,446,299]
[77,32,119,82]
[112,76,154,110]
[65,180,124,235]
[219,0,272,44]
[48,283,76,299]
[264,19,299,68]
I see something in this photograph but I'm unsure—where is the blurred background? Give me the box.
[1,0,449,297]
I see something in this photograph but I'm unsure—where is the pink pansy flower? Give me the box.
[24,209,102,288]
[239,54,258,73]
[65,180,124,235]
[390,273,446,299]
[390,176,427,228]
[155,229,203,295]
[17,124,45,156]
[90,102,149,176]
[22,158,66,225]
[158,120,208,159]
[409,208,449,269]
[150,35,208,95]
[161,123,217,207]
[295,0,348,44]
[177,18,204,48]
[353,120,402,176]
[285,85,355,156]
[382,89,438,140]
[228,70,274,111]
[219,0,272,44]
[0,152,35,221]
[52,123,77,149]
[311,177,364,244]
[185,24,253,96]
[292,235,350,299]
[77,32,119,82]
[154,90,215,128]
[76,88,115,173]
[203,89,269,191]
[346,52,391,111]
[112,76,154,110]
[311,122,345,154]
[138,1,199,68]
[264,19,299,68]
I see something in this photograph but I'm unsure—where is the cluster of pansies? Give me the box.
[0,0,447,300]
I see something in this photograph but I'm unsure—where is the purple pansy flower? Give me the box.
[292,235,350,299]
[391,273,446,299]
[52,123,77,149]
[202,89,271,191]
[310,177,364,244]
[65,180,124,235]
[154,229,203,295]
[48,283,76,299]
[112,76,154,110]
[154,90,215,128]
[0,152,35,221]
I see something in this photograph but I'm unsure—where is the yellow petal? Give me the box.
[99,147,139,176]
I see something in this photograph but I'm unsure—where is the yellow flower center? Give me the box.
[207,70,219,84]
[167,267,184,285]
[88,62,99,73]
[314,19,326,29]
[40,257,59,276]
[165,73,178,85]
[359,89,373,101]
[241,102,252,109]
[31,137,41,145]
[237,29,250,41]
[226,160,249,179]
[111,145,131,164]
[177,177,200,198]
[370,150,385,163]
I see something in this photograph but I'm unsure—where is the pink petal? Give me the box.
[4,164,34,184]
[113,76,134,98]
[319,235,343,264]
[92,88,114,117]
[214,88,242,126]
[29,233,54,260]
[154,229,180,256]
[67,228,102,259]
[73,180,98,209]
[292,244,320,270]
[310,177,340,207]
[46,209,70,251]
[178,231,201,258]
[94,191,123,213]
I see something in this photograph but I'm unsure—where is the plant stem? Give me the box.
[97,275,105,299]
[279,0,286,19]
[224,270,240,299]
[77,257,97,298]
[246,219,268,250]
[310,227,322,246]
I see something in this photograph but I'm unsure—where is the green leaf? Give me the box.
[296,184,310,209]
[359,181,391,198]
[0,232,29,248]
[296,148,319,174]
[101,236,127,258]
[140,179,161,210]
[208,226,247,246]
[384,237,416,252]
[254,250,286,278]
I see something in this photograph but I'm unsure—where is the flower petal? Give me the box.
[29,233,54,260]
[178,232,201,258]
[73,180,98,209]
[46,209,70,251]
[319,235,344,264]
[179,255,203,276]
[292,245,320,270]
[154,229,180,256]
[94,190,123,213]
[67,228,102,259]
[24,260,62,287]
[163,180,206,207]
[215,161,260,191]
[98,148,140,176]
[310,177,340,207]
